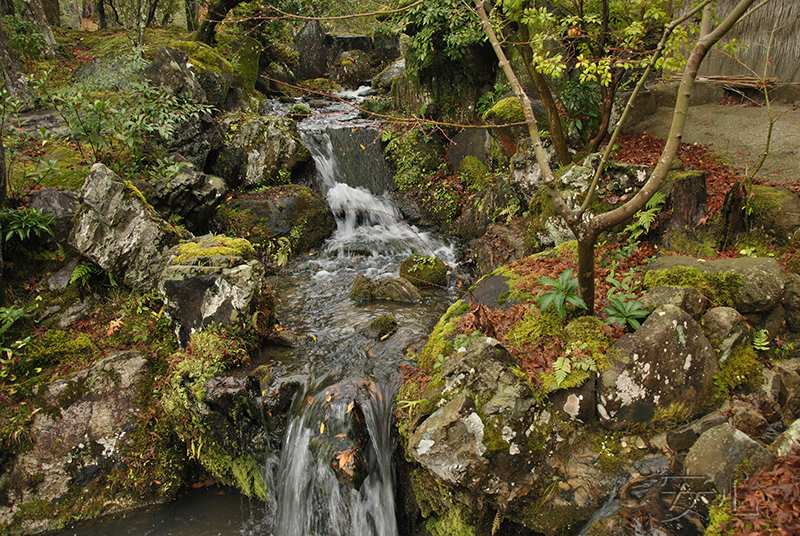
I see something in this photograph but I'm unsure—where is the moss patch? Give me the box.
[170,235,256,265]
[483,96,525,124]
[713,345,763,401]
[643,265,742,307]
[399,253,448,288]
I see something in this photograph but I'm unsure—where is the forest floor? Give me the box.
[630,99,800,184]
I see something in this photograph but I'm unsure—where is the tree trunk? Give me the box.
[22,0,58,58]
[0,0,14,17]
[519,26,572,166]
[42,0,60,26]
[97,0,108,29]
[185,0,198,32]
[0,25,35,110]
[193,0,244,45]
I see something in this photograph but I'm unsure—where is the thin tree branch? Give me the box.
[578,0,713,215]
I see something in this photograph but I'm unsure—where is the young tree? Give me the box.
[473,0,764,312]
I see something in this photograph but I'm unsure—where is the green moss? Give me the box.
[526,187,561,249]
[124,180,155,211]
[746,185,791,225]
[171,40,235,79]
[506,310,564,349]
[410,466,452,518]
[652,401,693,430]
[643,265,742,307]
[384,127,444,192]
[170,235,256,265]
[425,503,476,536]
[713,345,763,401]
[299,78,343,92]
[416,300,467,370]
[483,96,525,124]
[399,253,447,288]
[704,498,735,536]
[459,156,489,189]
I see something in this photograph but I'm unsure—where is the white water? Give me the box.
[265,90,458,536]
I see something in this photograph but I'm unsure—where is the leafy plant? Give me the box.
[70,262,117,288]
[4,15,48,61]
[535,268,588,320]
[263,236,293,269]
[603,295,649,331]
[552,354,597,387]
[453,329,482,350]
[477,82,512,115]
[1,207,55,248]
[623,191,666,241]
[752,329,770,351]
[556,79,602,143]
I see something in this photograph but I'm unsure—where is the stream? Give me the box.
[56,88,463,536]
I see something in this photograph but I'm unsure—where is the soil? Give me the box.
[630,100,800,183]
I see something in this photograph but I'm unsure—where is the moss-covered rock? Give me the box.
[211,115,311,189]
[213,185,334,260]
[399,253,447,288]
[170,40,235,108]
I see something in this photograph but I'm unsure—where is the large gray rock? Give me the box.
[149,159,227,233]
[409,338,538,505]
[782,273,800,333]
[598,304,719,430]
[144,46,206,103]
[159,235,271,346]
[70,163,184,290]
[1,351,147,531]
[647,256,787,314]
[29,188,79,244]
[640,285,708,320]
[293,20,328,80]
[211,116,310,189]
[684,423,775,492]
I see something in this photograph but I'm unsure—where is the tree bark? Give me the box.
[0,0,14,17]
[518,26,572,166]
[42,0,60,26]
[185,0,198,32]
[192,0,244,45]
[0,25,35,111]
[22,0,58,58]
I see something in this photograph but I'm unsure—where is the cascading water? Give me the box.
[262,88,459,536]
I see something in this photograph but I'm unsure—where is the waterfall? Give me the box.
[265,89,456,536]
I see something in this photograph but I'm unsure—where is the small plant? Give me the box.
[4,16,48,61]
[477,82,512,115]
[552,354,597,387]
[739,246,757,257]
[536,268,588,320]
[556,78,602,143]
[752,329,770,351]
[70,262,118,288]
[603,295,650,331]
[623,191,666,241]
[1,208,55,249]
[453,329,482,350]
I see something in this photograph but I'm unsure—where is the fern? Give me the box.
[752,329,770,351]
[553,356,572,386]
[624,191,667,240]
[70,262,116,287]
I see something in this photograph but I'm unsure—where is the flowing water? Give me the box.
[262,87,459,536]
[56,89,462,536]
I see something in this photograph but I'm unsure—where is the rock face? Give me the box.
[159,235,272,346]
[210,117,310,189]
[684,423,775,492]
[70,163,184,290]
[598,304,719,430]
[148,159,227,234]
[213,185,334,257]
[29,188,79,244]
[0,352,147,532]
[408,339,538,505]
[144,46,206,103]
[349,274,421,305]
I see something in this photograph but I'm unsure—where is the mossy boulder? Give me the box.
[213,185,334,257]
[160,235,274,346]
[348,274,422,305]
[211,116,311,189]
[1,351,158,534]
[645,256,786,314]
[160,327,268,499]
[70,163,185,291]
[170,40,235,108]
[399,253,447,288]
[363,314,399,339]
